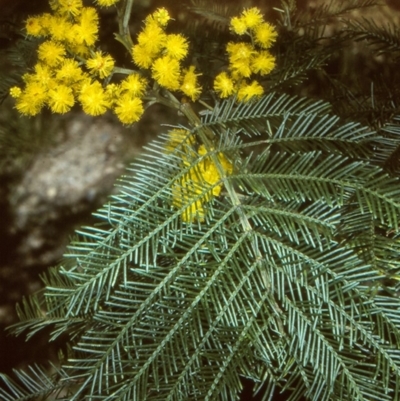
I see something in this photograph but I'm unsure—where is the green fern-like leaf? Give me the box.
[2,94,400,401]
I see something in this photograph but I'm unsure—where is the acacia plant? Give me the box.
[2,0,400,400]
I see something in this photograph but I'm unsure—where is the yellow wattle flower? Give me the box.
[25,16,46,36]
[86,51,115,79]
[172,145,233,223]
[114,94,144,125]
[227,42,254,63]
[214,7,277,101]
[151,56,181,90]
[137,19,167,55]
[253,22,278,49]
[79,80,110,116]
[37,40,66,67]
[120,74,148,97]
[152,8,170,26]
[251,50,276,76]
[75,7,99,46]
[227,42,254,78]
[15,81,48,116]
[241,7,264,29]
[213,72,235,98]
[230,59,252,78]
[180,66,202,101]
[48,15,74,41]
[56,59,84,85]
[164,34,189,60]
[32,63,54,88]
[47,85,75,113]
[9,87,22,98]
[55,0,83,17]
[164,129,195,154]
[230,16,247,35]
[132,44,157,69]
[237,80,264,102]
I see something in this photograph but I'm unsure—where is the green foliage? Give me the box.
[2,91,400,400]
[2,1,400,401]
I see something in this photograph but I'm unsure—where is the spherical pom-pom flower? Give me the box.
[180,66,202,101]
[230,59,252,79]
[237,80,264,102]
[48,15,73,42]
[114,94,144,125]
[253,22,277,49]
[32,63,55,88]
[164,34,188,60]
[251,50,276,75]
[56,59,84,85]
[22,63,54,92]
[79,80,110,116]
[151,56,181,90]
[132,45,157,69]
[86,51,115,79]
[95,0,120,7]
[38,41,66,67]
[213,72,235,98]
[15,81,48,116]
[56,0,83,17]
[80,7,99,29]
[241,7,264,29]
[74,7,99,46]
[137,19,166,55]
[26,13,52,37]
[152,7,170,26]
[227,42,254,62]
[25,16,46,36]
[120,74,148,97]
[9,87,22,98]
[230,16,247,35]
[47,84,75,113]
[227,42,254,78]
[15,95,43,116]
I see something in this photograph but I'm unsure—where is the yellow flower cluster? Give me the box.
[9,4,276,125]
[26,2,100,48]
[10,0,144,125]
[214,7,277,102]
[11,1,101,115]
[132,9,202,101]
[166,129,233,222]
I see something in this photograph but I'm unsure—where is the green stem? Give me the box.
[116,0,134,51]
[123,0,134,46]
[112,67,138,75]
